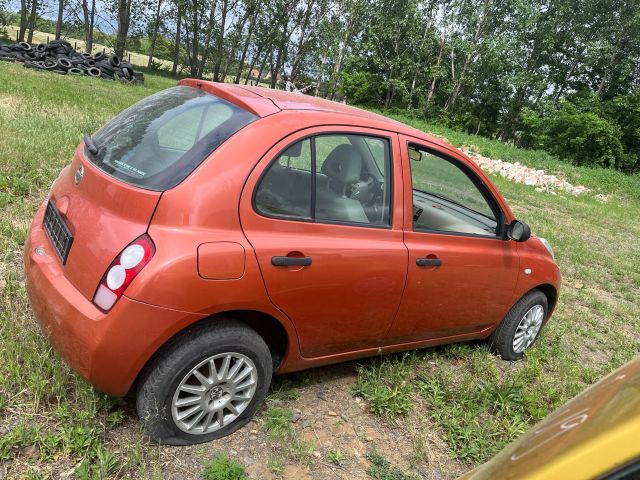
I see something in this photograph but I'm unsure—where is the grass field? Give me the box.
[0,61,638,478]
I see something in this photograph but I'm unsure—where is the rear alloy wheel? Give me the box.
[487,289,548,361]
[136,319,272,445]
[171,352,258,434]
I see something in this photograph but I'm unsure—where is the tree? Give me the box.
[171,0,183,75]
[114,0,135,59]
[81,0,96,53]
[147,0,164,67]
[55,0,64,39]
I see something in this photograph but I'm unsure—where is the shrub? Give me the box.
[545,110,623,168]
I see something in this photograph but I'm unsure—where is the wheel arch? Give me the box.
[534,283,558,317]
[128,309,291,397]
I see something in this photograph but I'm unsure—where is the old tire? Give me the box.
[136,319,273,445]
[487,289,548,361]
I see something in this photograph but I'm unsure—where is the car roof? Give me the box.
[178,79,447,148]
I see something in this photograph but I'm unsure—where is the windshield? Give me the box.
[85,86,258,191]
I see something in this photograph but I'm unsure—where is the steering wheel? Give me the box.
[349,173,382,205]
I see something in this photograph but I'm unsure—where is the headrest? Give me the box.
[321,144,362,184]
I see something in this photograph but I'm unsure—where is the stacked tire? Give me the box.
[0,39,144,84]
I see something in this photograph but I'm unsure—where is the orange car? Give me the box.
[24,79,560,445]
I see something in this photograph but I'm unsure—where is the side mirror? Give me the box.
[408,147,423,162]
[507,220,531,242]
[284,141,302,158]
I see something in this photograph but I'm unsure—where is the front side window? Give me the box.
[255,134,392,226]
[409,144,498,236]
[85,86,257,191]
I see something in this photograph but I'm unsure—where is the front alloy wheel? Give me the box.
[512,305,545,354]
[488,289,549,361]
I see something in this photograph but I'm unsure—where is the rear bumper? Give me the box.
[24,200,206,396]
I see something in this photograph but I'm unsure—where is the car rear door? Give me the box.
[239,126,407,358]
[387,135,520,344]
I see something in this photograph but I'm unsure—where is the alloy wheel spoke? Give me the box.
[235,379,256,391]
[208,359,218,381]
[175,396,201,407]
[187,410,205,431]
[177,404,201,421]
[216,409,225,428]
[180,384,205,395]
[227,358,244,381]
[193,369,211,387]
[202,411,214,433]
[218,356,231,381]
[233,366,252,385]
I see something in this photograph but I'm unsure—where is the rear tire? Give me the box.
[487,290,548,361]
[136,319,273,445]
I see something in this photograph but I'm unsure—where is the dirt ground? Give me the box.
[98,364,466,479]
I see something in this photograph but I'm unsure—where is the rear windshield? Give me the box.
[85,86,258,191]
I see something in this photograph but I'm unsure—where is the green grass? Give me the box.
[0,61,177,477]
[354,114,640,464]
[0,60,639,476]
[328,448,347,466]
[202,453,249,480]
[366,450,417,480]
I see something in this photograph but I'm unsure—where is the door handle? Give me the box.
[416,257,442,267]
[271,256,312,267]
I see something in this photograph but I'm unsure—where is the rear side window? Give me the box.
[86,86,257,191]
[255,134,392,226]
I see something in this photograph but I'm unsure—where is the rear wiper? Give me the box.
[83,134,98,155]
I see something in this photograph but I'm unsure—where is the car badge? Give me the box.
[74,165,84,185]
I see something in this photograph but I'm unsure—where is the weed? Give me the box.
[202,453,248,480]
[263,406,294,440]
[267,454,285,475]
[328,448,346,466]
[366,450,416,480]
[353,354,416,417]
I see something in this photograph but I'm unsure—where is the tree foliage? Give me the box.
[1,0,639,172]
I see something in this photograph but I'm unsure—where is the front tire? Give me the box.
[136,319,273,445]
[488,290,548,361]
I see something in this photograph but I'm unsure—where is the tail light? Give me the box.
[93,234,155,311]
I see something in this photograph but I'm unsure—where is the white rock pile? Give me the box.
[462,150,590,196]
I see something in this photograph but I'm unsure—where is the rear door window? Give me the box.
[86,86,257,191]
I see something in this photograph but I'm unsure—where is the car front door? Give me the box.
[240,127,407,358]
[387,136,520,345]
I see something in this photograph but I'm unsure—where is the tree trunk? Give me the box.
[426,30,446,105]
[198,0,219,78]
[256,50,270,86]
[289,0,314,82]
[271,46,283,88]
[212,0,229,81]
[597,38,621,95]
[444,0,493,111]
[222,8,252,82]
[147,0,163,68]
[18,0,28,42]
[186,0,201,76]
[172,1,182,75]
[115,0,132,59]
[81,0,96,53]
[55,0,64,40]
[26,0,38,44]
[234,6,258,84]
[328,20,351,100]
[244,44,263,84]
